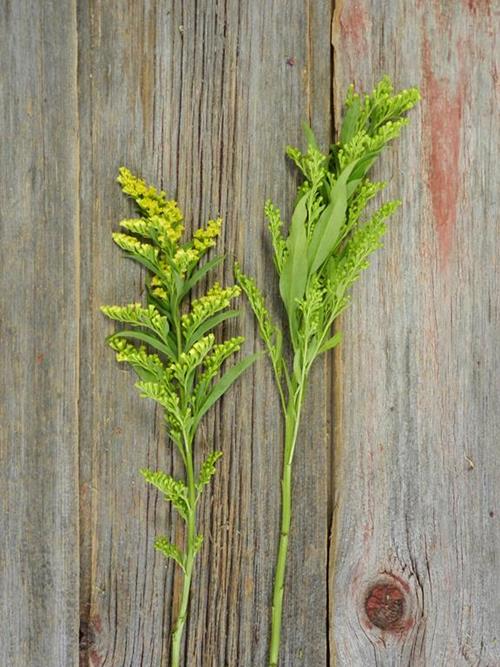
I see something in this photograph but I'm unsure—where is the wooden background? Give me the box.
[1,1,498,665]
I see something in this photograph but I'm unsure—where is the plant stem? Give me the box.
[269,377,306,666]
[171,442,197,667]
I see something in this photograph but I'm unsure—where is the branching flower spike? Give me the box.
[102,168,258,667]
[235,76,420,666]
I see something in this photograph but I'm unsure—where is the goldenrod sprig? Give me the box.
[102,168,257,667]
[235,76,420,666]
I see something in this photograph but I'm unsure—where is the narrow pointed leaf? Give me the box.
[302,121,320,151]
[307,163,357,273]
[340,97,361,144]
[185,309,240,348]
[182,254,225,296]
[349,151,380,181]
[197,352,261,422]
[279,193,308,323]
[123,252,160,276]
[318,331,343,354]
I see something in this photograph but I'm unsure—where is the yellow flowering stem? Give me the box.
[103,167,255,667]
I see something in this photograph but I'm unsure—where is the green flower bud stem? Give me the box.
[236,77,419,666]
[269,368,307,667]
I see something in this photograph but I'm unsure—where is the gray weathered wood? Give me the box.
[78,1,332,665]
[4,1,499,665]
[0,2,80,666]
[330,1,500,664]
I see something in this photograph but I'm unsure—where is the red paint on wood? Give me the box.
[89,649,103,667]
[338,1,370,55]
[422,38,464,265]
[465,0,492,15]
[91,614,102,634]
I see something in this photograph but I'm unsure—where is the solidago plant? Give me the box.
[235,76,420,665]
[102,169,257,667]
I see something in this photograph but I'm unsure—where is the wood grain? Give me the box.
[78,1,332,665]
[0,2,80,666]
[3,1,499,665]
[330,1,500,665]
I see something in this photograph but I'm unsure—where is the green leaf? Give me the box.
[123,252,161,276]
[349,151,380,181]
[307,163,357,273]
[340,97,361,144]
[132,366,158,382]
[146,288,170,315]
[302,121,320,151]
[279,192,309,327]
[154,536,185,572]
[197,451,223,492]
[318,331,343,354]
[182,254,225,297]
[197,352,261,422]
[107,331,176,360]
[185,309,240,348]
[346,178,363,199]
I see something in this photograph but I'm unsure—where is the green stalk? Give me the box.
[269,372,306,666]
[171,437,196,667]
[237,77,419,667]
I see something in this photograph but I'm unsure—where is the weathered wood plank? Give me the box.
[330,1,500,665]
[78,1,333,665]
[0,2,80,666]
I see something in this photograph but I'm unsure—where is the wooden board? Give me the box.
[3,1,499,665]
[77,2,332,666]
[0,2,80,666]
[330,1,500,665]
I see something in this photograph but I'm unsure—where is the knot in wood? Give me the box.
[365,583,405,630]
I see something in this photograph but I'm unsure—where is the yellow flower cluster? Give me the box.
[118,167,170,218]
[203,336,245,374]
[150,278,168,301]
[156,209,184,245]
[112,232,159,262]
[193,218,222,254]
[101,303,166,335]
[118,166,185,250]
[109,338,166,380]
[171,334,215,382]
[196,336,245,388]
[181,283,240,331]
[114,169,227,306]
[120,208,184,249]
[150,256,174,300]
[172,247,200,275]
